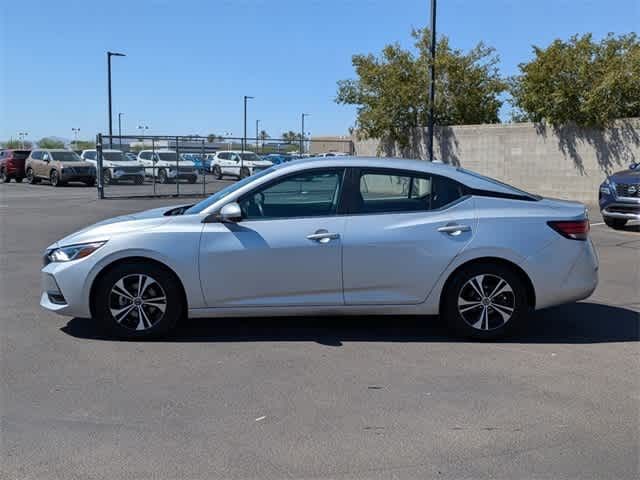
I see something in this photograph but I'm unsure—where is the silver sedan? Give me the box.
[41,157,598,340]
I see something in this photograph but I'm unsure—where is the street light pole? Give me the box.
[71,128,80,149]
[255,119,260,152]
[118,113,124,147]
[243,95,254,153]
[301,113,310,155]
[426,0,437,161]
[107,51,126,149]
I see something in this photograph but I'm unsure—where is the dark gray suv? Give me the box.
[599,162,640,229]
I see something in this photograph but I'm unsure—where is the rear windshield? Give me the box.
[456,167,541,200]
[51,151,82,162]
[12,151,30,160]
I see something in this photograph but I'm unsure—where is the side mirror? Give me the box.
[203,202,243,223]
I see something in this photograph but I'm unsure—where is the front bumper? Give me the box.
[601,203,640,221]
[40,259,94,318]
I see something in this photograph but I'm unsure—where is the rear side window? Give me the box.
[353,170,463,214]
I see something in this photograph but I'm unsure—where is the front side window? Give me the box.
[239,153,260,162]
[32,151,43,160]
[239,169,344,220]
[157,152,178,162]
[103,151,126,162]
[84,151,97,160]
[354,170,463,214]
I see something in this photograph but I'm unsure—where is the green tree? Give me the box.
[37,137,65,149]
[2,139,33,149]
[73,140,95,150]
[281,131,302,143]
[259,130,270,141]
[510,33,640,127]
[336,28,506,149]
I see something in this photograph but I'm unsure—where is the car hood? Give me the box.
[57,160,95,168]
[253,160,273,166]
[50,204,190,249]
[155,160,196,167]
[609,168,640,183]
[103,160,143,168]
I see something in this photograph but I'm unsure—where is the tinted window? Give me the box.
[139,152,150,160]
[84,151,97,160]
[51,151,81,162]
[103,151,126,161]
[239,153,260,161]
[239,169,344,220]
[32,151,43,160]
[218,152,229,160]
[157,152,178,162]
[12,151,29,160]
[354,170,463,213]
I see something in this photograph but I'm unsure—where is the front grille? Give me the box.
[608,204,640,214]
[116,166,143,174]
[616,183,640,197]
[68,167,93,175]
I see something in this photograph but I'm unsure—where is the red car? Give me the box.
[0,149,31,183]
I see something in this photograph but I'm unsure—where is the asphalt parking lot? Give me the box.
[1,182,638,479]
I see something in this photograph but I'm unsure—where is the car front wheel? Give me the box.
[604,217,627,229]
[442,263,529,340]
[239,167,250,179]
[50,170,61,187]
[94,262,183,339]
[158,169,169,184]
[213,165,222,179]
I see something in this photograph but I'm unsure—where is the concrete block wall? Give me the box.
[352,119,640,205]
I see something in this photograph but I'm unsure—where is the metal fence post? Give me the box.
[175,136,180,197]
[201,139,206,196]
[96,133,104,199]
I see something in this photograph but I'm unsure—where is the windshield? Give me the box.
[239,153,260,161]
[51,151,82,162]
[457,167,541,200]
[185,166,276,214]
[158,152,178,162]
[103,151,128,162]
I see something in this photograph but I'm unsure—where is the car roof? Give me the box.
[274,156,527,196]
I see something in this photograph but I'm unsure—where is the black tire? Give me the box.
[50,170,61,187]
[93,262,184,340]
[442,262,530,341]
[158,169,169,184]
[103,169,114,185]
[26,168,40,184]
[604,217,627,229]
[134,175,144,185]
[15,177,23,183]
[188,175,197,184]
[213,165,222,180]
[239,167,250,179]
[0,168,8,183]
[84,178,96,187]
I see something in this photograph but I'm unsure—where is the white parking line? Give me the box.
[590,222,605,226]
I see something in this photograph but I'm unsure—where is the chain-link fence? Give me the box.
[95,134,354,199]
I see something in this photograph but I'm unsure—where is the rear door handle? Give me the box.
[307,230,340,243]
[437,224,471,235]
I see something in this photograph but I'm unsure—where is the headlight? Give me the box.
[600,178,613,195]
[47,241,106,263]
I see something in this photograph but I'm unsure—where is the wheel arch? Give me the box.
[439,256,536,313]
[89,256,188,320]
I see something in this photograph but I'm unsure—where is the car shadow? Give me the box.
[61,302,639,345]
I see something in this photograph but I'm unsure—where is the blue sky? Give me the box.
[1,0,638,142]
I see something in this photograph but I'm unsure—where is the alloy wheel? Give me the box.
[457,274,515,331]
[109,274,167,331]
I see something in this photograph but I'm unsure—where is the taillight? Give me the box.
[547,219,590,240]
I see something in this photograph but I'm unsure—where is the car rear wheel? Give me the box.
[94,263,183,339]
[442,263,529,340]
[188,175,197,184]
[26,168,39,184]
[134,175,144,185]
[604,217,627,229]
[239,167,250,179]
[0,168,9,183]
[213,165,222,179]
[15,177,23,183]
[103,169,113,185]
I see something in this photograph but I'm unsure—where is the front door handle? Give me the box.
[307,229,340,244]
[437,224,471,235]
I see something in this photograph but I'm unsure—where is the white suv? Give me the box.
[210,151,273,179]
[81,149,145,185]
[137,150,198,184]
